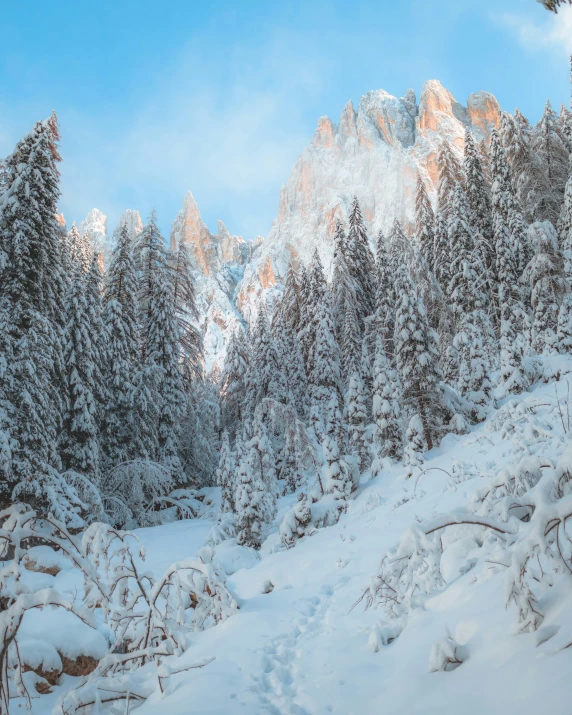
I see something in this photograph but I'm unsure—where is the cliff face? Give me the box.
[235,79,500,322]
[169,192,263,373]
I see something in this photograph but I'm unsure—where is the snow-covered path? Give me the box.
[133,369,572,714]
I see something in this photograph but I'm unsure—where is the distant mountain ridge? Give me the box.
[76,79,501,373]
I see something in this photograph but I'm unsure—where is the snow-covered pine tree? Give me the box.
[344,366,369,471]
[341,295,362,386]
[491,128,530,393]
[558,157,572,279]
[372,336,403,460]
[217,430,235,514]
[170,242,202,384]
[501,109,544,226]
[331,219,360,340]
[252,305,289,405]
[531,101,570,224]
[59,273,100,483]
[85,253,108,418]
[0,114,75,517]
[281,262,303,335]
[306,251,343,443]
[447,186,485,325]
[144,260,185,476]
[279,427,301,495]
[434,140,464,293]
[235,417,276,548]
[455,320,493,422]
[371,230,396,358]
[393,261,447,451]
[415,173,435,268]
[347,197,376,323]
[404,414,425,473]
[235,440,265,549]
[272,306,308,418]
[557,293,572,353]
[68,222,91,274]
[135,210,169,357]
[464,128,495,283]
[221,327,250,438]
[560,104,572,152]
[323,392,354,502]
[101,223,153,467]
[524,221,568,354]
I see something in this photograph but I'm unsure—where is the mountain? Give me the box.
[169,191,263,373]
[74,80,500,372]
[78,208,143,268]
[234,79,500,322]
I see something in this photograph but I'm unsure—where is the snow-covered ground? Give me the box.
[129,364,572,714]
[20,358,572,715]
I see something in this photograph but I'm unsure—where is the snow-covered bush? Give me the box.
[279,493,315,548]
[428,635,468,672]
[0,504,237,714]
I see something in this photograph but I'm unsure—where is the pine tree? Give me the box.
[491,129,530,393]
[557,157,572,280]
[217,430,235,514]
[524,221,568,354]
[344,368,369,470]
[341,295,361,385]
[501,109,545,225]
[307,252,343,443]
[0,114,72,515]
[372,336,403,460]
[404,414,425,473]
[235,444,265,549]
[464,129,495,282]
[235,418,276,548]
[415,174,435,267]
[144,262,185,475]
[323,393,354,502]
[221,327,250,437]
[447,186,487,326]
[272,307,308,418]
[85,253,107,416]
[282,262,303,335]
[59,270,100,481]
[557,293,572,353]
[531,101,570,224]
[454,320,493,423]
[252,306,288,405]
[170,242,202,383]
[331,220,360,340]
[135,211,169,357]
[433,212,451,293]
[393,262,446,450]
[347,197,376,322]
[279,428,300,495]
[372,231,396,358]
[68,222,91,274]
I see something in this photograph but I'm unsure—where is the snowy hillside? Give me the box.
[12,356,572,715]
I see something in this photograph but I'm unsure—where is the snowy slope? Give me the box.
[115,359,571,715]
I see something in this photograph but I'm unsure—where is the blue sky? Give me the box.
[0,0,570,240]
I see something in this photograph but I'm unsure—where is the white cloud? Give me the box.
[498,5,572,56]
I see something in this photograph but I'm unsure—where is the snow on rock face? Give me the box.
[78,208,110,264]
[169,192,261,373]
[233,79,501,325]
[113,208,143,246]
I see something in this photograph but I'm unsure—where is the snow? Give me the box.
[15,360,572,714]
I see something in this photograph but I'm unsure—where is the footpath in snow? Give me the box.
[126,360,572,715]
